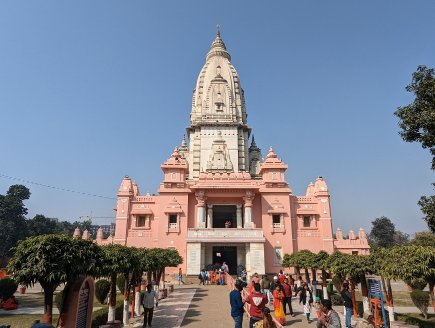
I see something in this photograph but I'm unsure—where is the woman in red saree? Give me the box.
[273,285,285,324]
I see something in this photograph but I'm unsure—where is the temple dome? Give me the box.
[191,28,246,125]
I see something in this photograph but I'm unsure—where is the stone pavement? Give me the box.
[131,284,324,328]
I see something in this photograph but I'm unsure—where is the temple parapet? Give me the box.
[333,228,370,255]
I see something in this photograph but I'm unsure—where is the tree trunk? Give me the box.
[156,269,163,289]
[385,278,395,323]
[304,267,310,283]
[108,273,117,323]
[147,271,151,284]
[360,274,369,313]
[134,286,140,316]
[321,269,329,300]
[295,266,300,277]
[56,280,74,327]
[123,273,130,325]
[429,281,435,311]
[41,283,54,324]
[351,283,358,317]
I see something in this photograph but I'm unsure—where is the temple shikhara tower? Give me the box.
[92,29,369,275]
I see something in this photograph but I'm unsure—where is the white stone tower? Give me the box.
[187,27,252,179]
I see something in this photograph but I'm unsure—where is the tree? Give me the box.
[410,231,435,247]
[0,185,30,266]
[100,244,138,324]
[395,65,435,170]
[26,214,60,236]
[297,250,316,283]
[7,235,102,324]
[395,65,435,232]
[379,245,435,318]
[283,253,301,276]
[418,192,435,233]
[368,216,408,247]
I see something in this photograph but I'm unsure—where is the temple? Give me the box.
[90,29,369,275]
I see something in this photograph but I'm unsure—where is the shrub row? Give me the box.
[91,300,124,328]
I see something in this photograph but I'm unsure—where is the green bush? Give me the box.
[54,290,63,311]
[397,314,435,328]
[91,300,123,328]
[330,293,343,306]
[0,277,18,300]
[410,289,430,319]
[95,279,111,305]
[116,274,126,295]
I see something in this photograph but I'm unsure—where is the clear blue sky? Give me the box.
[1,1,434,235]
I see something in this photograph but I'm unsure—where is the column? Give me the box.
[245,242,251,274]
[186,243,201,275]
[249,243,265,275]
[197,207,205,228]
[195,191,206,228]
[236,204,242,228]
[145,214,150,229]
[207,205,213,228]
[243,191,255,228]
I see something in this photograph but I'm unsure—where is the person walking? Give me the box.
[299,283,313,323]
[253,307,277,328]
[142,284,158,328]
[273,284,285,325]
[246,283,268,328]
[230,280,245,328]
[316,299,342,328]
[178,268,183,285]
[281,277,295,316]
[260,275,272,304]
[341,282,353,328]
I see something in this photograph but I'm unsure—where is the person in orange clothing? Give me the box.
[272,284,285,325]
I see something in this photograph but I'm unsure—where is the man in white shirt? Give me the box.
[142,284,158,327]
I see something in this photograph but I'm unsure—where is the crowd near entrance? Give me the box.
[213,246,237,274]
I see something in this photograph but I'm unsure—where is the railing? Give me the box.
[273,223,282,229]
[169,223,178,229]
[225,273,283,328]
[187,228,265,242]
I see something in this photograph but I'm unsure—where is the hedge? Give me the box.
[91,300,124,328]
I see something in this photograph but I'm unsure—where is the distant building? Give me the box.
[85,30,369,275]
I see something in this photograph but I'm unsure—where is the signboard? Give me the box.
[367,278,388,328]
[58,276,95,328]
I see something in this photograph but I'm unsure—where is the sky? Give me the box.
[0,1,434,235]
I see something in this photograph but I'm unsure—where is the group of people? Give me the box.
[198,262,229,285]
[230,270,351,328]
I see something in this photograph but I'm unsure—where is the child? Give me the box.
[314,296,322,319]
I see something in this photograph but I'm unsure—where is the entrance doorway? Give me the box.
[212,246,237,275]
[212,205,236,228]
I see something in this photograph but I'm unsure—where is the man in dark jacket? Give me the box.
[230,281,245,328]
[340,282,353,328]
[282,277,295,316]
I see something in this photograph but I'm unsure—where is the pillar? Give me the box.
[243,191,255,228]
[236,204,242,228]
[207,205,213,228]
[186,243,201,275]
[197,207,205,228]
[145,214,150,229]
[195,191,206,228]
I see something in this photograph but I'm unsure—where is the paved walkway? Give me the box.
[131,284,322,328]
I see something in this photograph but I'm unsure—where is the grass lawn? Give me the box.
[355,290,415,307]
[0,314,59,328]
